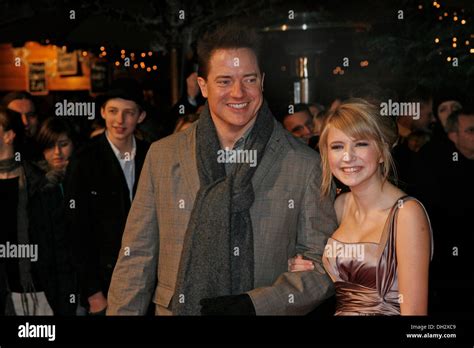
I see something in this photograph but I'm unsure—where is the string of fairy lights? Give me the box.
[330,1,472,76]
[419,1,473,63]
[80,46,159,73]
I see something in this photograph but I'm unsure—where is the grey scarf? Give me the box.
[171,101,274,315]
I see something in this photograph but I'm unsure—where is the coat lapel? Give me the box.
[98,134,130,205]
[178,124,200,203]
[132,139,150,197]
[251,119,284,191]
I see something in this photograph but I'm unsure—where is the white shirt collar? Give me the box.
[105,131,136,161]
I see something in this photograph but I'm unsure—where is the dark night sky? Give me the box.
[0,0,472,107]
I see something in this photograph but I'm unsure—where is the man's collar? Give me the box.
[233,122,254,149]
[105,131,136,160]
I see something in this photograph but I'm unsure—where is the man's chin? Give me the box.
[227,118,256,131]
[226,110,259,125]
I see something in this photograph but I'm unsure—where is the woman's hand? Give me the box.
[288,254,315,272]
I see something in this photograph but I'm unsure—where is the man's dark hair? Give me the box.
[446,106,474,133]
[197,20,262,79]
[315,109,329,121]
[1,91,35,108]
[282,104,311,122]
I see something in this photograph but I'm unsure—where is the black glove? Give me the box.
[200,294,256,316]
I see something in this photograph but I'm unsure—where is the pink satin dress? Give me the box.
[322,196,433,316]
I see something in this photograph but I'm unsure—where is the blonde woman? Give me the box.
[289,99,433,315]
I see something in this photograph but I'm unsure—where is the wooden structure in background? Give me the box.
[0,42,93,93]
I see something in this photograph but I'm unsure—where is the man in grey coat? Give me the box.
[107,22,337,316]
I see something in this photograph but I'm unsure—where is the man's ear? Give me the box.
[3,129,16,145]
[137,110,146,124]
[101,106,106,120]
[261,72,265,92]
[197,77,208,98]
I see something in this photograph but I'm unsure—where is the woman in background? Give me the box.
[36,117,77,190]
[0,106,54,315]
[35,117,79,315]
[0,111,77,315]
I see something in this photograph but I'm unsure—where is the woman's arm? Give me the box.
[396,200,431,315]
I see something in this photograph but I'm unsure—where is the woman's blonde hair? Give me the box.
[319,98,398,196]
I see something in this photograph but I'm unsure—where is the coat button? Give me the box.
[106,264,113,269]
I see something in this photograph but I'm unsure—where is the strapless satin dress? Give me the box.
[322,196,433,316]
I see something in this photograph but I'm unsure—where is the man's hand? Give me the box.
[200,294,256,316]
[88,291,107,314]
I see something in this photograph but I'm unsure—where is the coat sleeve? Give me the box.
[247,158,337,315]
[107,145,159,315]
[64,154,104,304]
